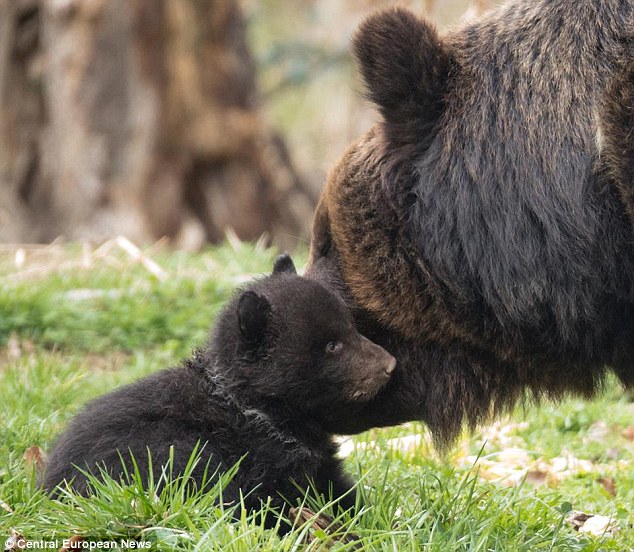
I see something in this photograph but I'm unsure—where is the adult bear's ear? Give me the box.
[272,253,297,275]
[237,291,271,347]
[353,7,452,145]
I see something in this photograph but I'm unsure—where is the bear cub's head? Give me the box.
[209,254,396,431]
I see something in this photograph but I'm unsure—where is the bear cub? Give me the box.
[42,254,396,522]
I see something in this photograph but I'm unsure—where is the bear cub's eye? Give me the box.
[326,341,343,354]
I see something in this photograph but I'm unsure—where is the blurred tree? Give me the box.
[0,0,314,247]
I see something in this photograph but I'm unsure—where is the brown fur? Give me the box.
[314,129,483,350]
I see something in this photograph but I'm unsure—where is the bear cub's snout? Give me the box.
[347,335,396,400]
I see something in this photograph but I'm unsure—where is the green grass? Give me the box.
[1,242,633,550]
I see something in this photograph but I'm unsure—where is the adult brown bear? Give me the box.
[306,1,634,447]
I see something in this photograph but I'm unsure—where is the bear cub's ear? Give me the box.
[353,7,451,130]
[238,291,271,346]
[273,253,297,275]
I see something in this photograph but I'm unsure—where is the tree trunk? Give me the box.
[0,0,314,248]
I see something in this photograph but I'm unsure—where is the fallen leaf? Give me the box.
[23,446,46,472]
[568,511,593,530]
[4,530,26,552]
[622,425,634,441]
[288,507,359,547]
[289,506,332,530]
[525,470,548,486]
[579,515,618,536]
[597,476,617,496]
[568,512,618,536]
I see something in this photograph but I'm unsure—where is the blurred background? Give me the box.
[0,0,503,251]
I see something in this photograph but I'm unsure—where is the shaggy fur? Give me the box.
[603,60,634,229]
[42,255,396,522]
[306,2,634,447]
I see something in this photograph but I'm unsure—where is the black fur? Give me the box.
[272,252,297,275]
[42,267,396,525]
[307,1,634,448]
